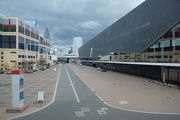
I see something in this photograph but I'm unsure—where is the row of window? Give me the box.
[0,18,40,40]
[147,46,180,52]
[18,55,36,59]
[0,35,50,54]
[148,56,173,59]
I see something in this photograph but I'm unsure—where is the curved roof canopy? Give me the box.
[79,0,180,58]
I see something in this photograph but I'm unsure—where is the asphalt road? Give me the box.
[13,64,180,120]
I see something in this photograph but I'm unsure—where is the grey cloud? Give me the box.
[0,0,145,47]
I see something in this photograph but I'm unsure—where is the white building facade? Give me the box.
[72,37,82,54]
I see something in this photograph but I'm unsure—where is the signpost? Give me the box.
[6,70,28,113]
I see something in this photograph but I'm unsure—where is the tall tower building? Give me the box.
[44,28,50,39]
[72,37,83,53]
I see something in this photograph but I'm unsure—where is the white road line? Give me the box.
[69,65,95,92]
[95,93,104,102]
[64,65,80,103]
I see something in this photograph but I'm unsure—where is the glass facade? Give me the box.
[0,35,3,48]
[18,20,24,34]
[0,35,16,48]
[0,18,16,32]
[0,16,50,71]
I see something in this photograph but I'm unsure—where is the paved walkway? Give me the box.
[69,63,180,114]
[0,63,180,120]
[0,64,60,120]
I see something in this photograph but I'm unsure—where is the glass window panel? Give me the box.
[36,42,39,52]
[163,41,170,47]
[173,39,180,46]
[3,43,9,48]
[25,39,31,50]
[10,43,16,48]
[10,36,16,42]
[3,26,8,32]
[0,24,2,31]
[0,18,2,24]
[31,40,35,51]
[0,35,3,48]
[18,20,21,26]
[2,19,8,24]
[10,26,16,32]
[10,19,16,25]
[18,36,24,49]
[3,36,9,41]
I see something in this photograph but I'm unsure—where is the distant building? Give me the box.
[79,0,180,63]
[0,16,50,70]
[44,28,50,40]
[72,37,82,54]
[24,19,37,28]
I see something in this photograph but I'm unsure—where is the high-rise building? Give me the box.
[72,37,82,54]
[44,28,50,40]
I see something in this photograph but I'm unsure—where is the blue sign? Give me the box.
[19,91,24,101]
[19,77,24,86]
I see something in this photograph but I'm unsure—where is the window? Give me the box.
[10,36,16,48]
[36,42,39,52]
[11,52,16,53]
[2,19,16,32]
[172,39,180,46]
[1,56,3,59]
[2,35,16,48]
[11,60,16,62]
[31,40,35,51]
[25,39,30,50]
[18,55,21,58]
[18,36,24,49]
[0,18,2,31]
[18,62,21,65]
[1,51,3,55]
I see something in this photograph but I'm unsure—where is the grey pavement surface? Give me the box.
[11,64,180,120]
[0,64,60,120]
[0,63,180,120]
[69,64,180,114]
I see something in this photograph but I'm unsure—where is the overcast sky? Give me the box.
[0,0,144,48]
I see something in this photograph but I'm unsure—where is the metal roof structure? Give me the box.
[86,61,180,67]
[79,0,180,58]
